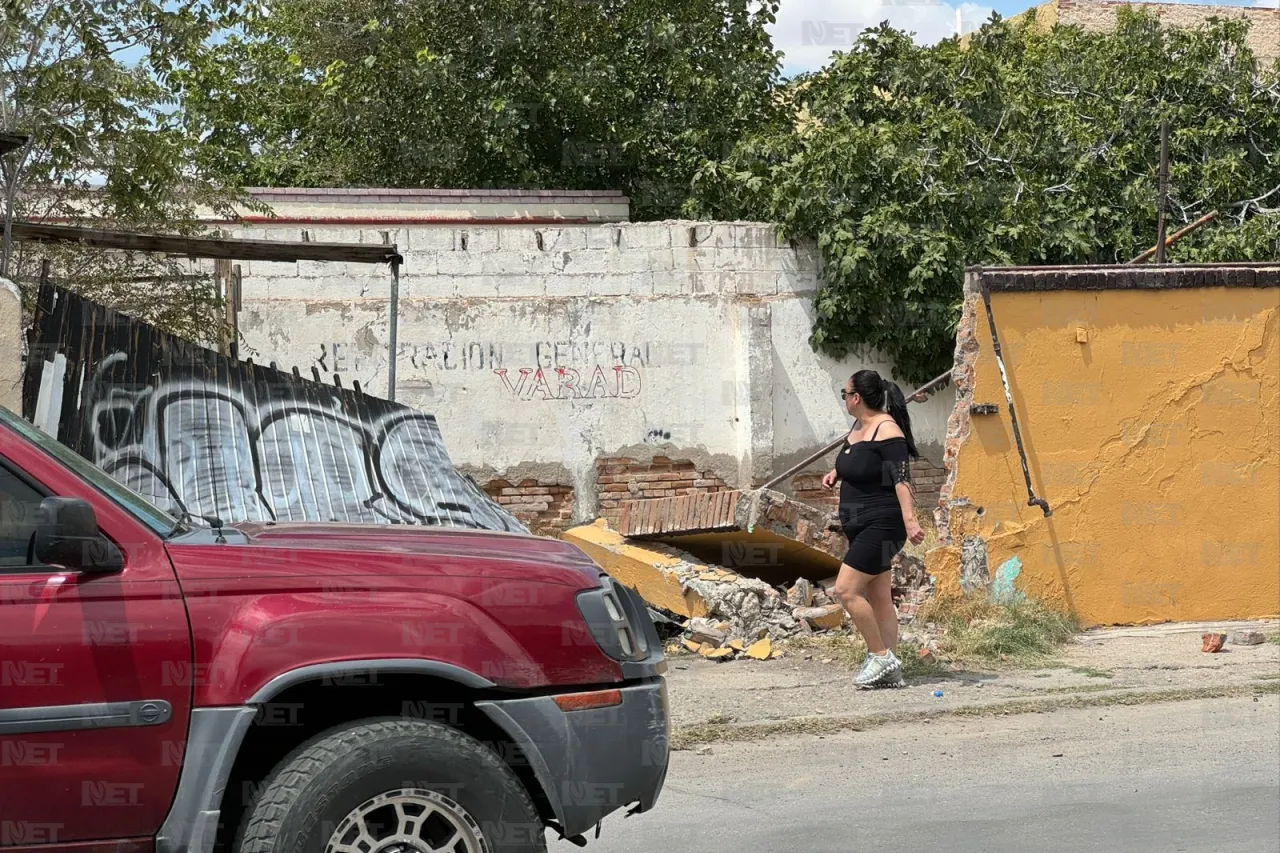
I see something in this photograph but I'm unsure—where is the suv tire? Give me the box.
[234,718,547,853]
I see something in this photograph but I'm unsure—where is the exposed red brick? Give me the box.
[483,478,575,537]
[593,456,730,529]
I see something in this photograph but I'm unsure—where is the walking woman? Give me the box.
[822,369,925,688]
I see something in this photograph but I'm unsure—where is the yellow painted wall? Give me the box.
[929,284,1280,626]
[563,520,709,618]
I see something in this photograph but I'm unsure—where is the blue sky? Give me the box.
[766,0,1277,75]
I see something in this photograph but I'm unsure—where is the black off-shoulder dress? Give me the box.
[834,420,913,575]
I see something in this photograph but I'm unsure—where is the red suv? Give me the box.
[0,405,669,853]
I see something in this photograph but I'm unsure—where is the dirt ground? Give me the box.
[664,620,1280,743]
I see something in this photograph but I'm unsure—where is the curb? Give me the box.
[671,681,1280,749]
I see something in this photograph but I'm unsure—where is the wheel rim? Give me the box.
[324,788,490,853]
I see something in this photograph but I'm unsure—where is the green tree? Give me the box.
[0,0,260,340]
[688,10,1280,382]
[177,0,783,220]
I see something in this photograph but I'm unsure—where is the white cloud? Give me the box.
[768,0,998,75]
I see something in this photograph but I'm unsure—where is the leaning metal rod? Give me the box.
[980,283,1051,517]
[757,367,954,491]
[1126,210,1218,265]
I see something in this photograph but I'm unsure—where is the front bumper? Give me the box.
[476,678,670,839]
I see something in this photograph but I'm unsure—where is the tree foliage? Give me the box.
[688,10,1280,382]
[178,0,783,220]
[0,0,259,340]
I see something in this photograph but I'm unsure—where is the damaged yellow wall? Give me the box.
[563,520,710,618]
[930,275,1280,626]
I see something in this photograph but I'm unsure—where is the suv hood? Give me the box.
[166,520,605,588]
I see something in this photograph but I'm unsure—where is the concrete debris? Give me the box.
[787,578,814,608]
[572,515,865,663]
[1202,633,1227,653]
[563,521,710,618]
[892,552,935,623]
[1229,631,1265,646]
[687,618,729,647]
[793,604,845,631]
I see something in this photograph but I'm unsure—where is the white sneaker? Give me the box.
[855,650,902,687]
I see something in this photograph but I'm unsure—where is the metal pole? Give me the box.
[214,258,232,356]
[229,264,242,361]
[388,258,400,402]
[758,367,954,491]
[1155,120,1170,264]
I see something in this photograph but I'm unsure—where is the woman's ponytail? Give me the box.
[881,378,920,460]
[850,369,922,459]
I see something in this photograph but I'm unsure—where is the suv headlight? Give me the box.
[575,576,654,662]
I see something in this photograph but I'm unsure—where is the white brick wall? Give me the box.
[234,220,950,515]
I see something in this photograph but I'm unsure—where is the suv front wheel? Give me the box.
[234,719,546,853]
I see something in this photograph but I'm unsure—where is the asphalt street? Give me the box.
[551,694,1280,853]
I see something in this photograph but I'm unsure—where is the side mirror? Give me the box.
[33,497,124,573]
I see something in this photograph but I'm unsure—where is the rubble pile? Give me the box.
[648,545,850,660]
[892,553,935,623]
[664,549,938,662]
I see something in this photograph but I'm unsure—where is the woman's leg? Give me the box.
[833,563,885,654]
[868,570,898,652]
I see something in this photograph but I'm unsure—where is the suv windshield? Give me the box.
[0,406,184,537]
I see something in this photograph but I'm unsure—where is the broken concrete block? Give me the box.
[688,617,728,647]
[729,639,746,651]
[787,578,814,608]
[745,637,772,660]
[794,604,845,631]
[682,639,703,654]
[563,521,709,618]
[1229,631,1265,646]
[1202,632,1227,653]
[703,647,734,661]
[918,648,938,665]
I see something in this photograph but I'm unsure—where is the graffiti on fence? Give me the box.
[22,285,525,532]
